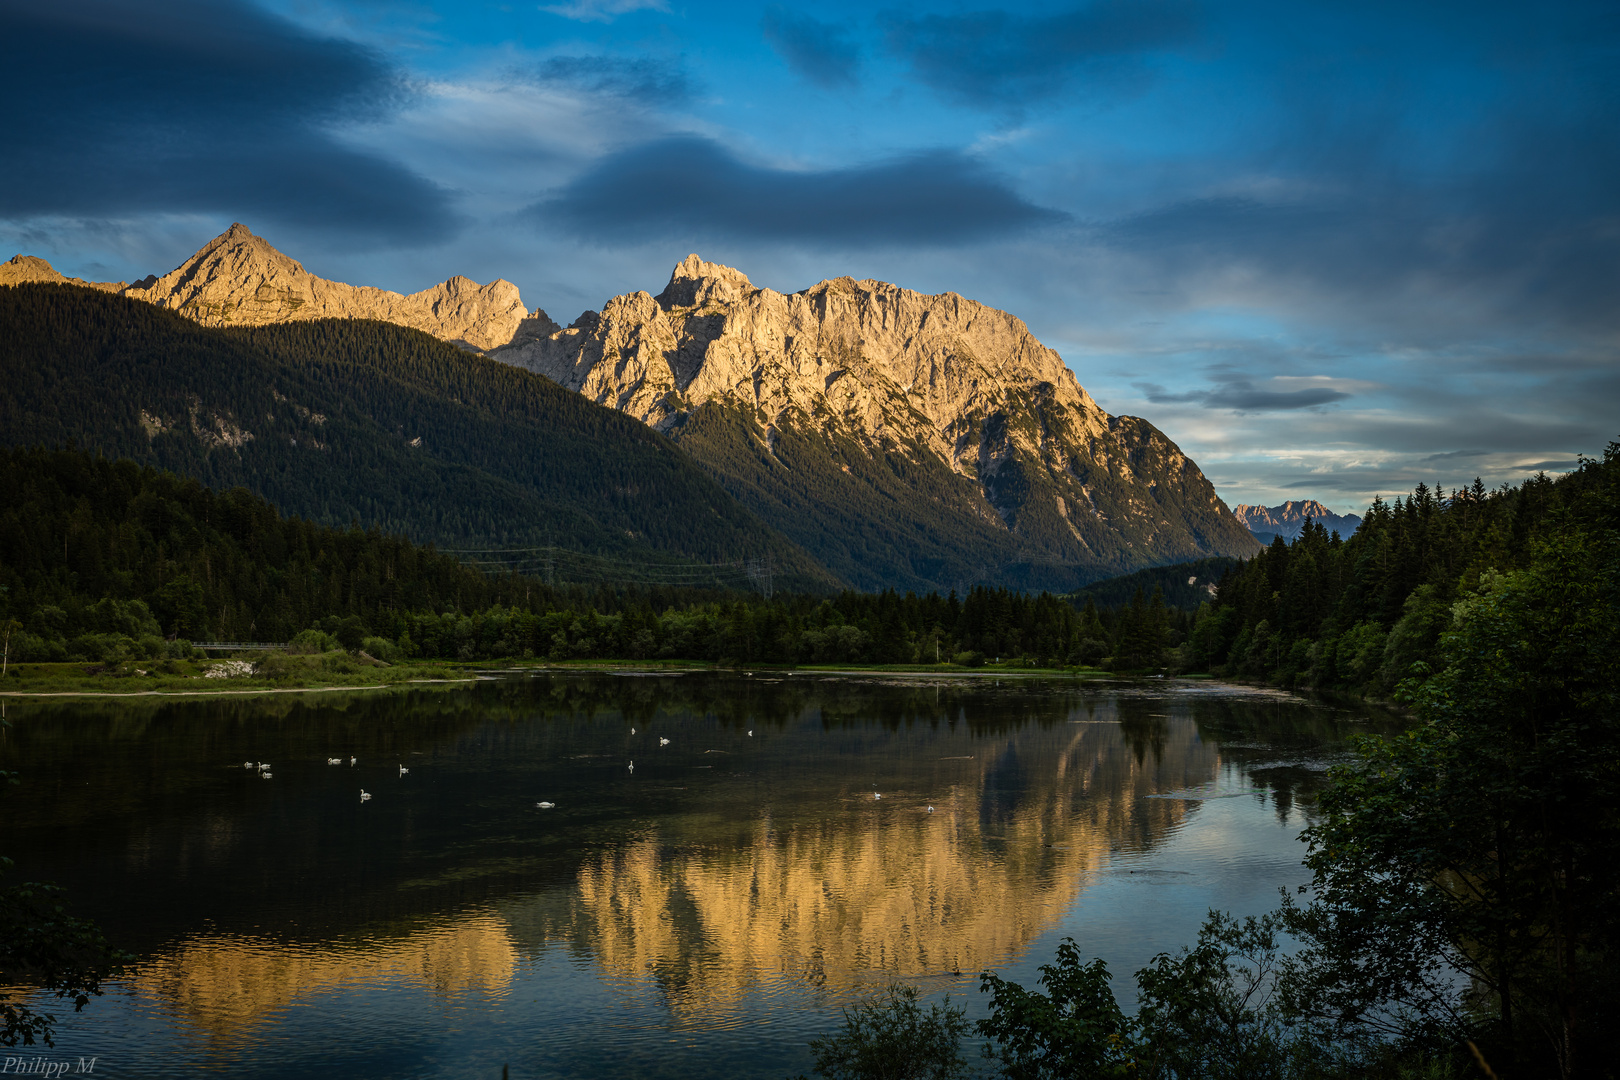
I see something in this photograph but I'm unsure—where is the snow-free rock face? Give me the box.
[494,255,1261,590]
[120,224,558,351]
[1232,500,1362,541]
[0,254,124,292]
[5,225,557,352]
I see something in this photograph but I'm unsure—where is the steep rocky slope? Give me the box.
[0,283,833,590]
[1232,500,1362,541]
[493,256,1260,591]
[6,225,558,352]
[0,253,124,291]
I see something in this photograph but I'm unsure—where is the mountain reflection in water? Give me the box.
[0,674,1385,1078]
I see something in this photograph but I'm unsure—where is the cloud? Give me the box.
[0,0,456,246]
[528,136,1067,246]
[540,0,668,23]
[761,8,860,89]
[526,55,695,104]
[1135,372,1352,411]
[882,0,1199,108]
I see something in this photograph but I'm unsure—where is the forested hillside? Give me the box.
[0,283,831,590]
[0,447,1117,667]
[1190,445,1620,694]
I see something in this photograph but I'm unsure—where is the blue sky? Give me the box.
[4,0,1616,514]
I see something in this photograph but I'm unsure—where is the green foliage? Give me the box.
[980,941,1136,1079]
[801,984,971,1080]
[0,283,830,590]
[1282,515,1620,1079]
[1202,445,1620,694]
[1133,912,1303,1080]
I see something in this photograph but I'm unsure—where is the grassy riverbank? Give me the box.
[0,653,1121,697]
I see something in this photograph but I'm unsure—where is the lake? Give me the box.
[0,672,1393,1078]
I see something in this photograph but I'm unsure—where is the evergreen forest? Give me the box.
[0,283,831,591]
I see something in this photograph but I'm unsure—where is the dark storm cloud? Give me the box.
[881,0,1198,108]
[0,0,456,245]
[530,136,1066,245]
[761,7,861,89]
[1136,375,1350,411]
[527,55,696,103]
[1095,1,1620,340]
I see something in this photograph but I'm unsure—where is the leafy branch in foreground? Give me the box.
[797,983,971,1080]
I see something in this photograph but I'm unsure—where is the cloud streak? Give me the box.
[0,0,456,245]
[882,0,1199,108]
[762,8,861,89]
[529,136,1066,246]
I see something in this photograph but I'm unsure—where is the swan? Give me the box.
[327,757,342,765]
[261,772,272,779]
[350,756,357,766]
[927,806,935,813]
[399,765,409,775]
[536,801,555,809]
[243,761,254,769]
[873,792,882,800]
[257,762,271,771]
[628,761,634,772]
[630,728,636,735]
[748,730,753,737]
[360,790,371,801]
[659,737,670,746]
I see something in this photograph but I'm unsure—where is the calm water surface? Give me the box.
[0,673,1394,1078]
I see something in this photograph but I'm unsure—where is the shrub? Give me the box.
[360,636,401,664]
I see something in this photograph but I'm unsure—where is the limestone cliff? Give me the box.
[5,226,557,352]
[494,255,1260,590]
[0,253,124,292]
[1232,500,1362,541]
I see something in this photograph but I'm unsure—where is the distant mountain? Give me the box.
[5,224,558,353]
[0,283,833,591]
[1231,500,1362,542]
[6,230,1263,593]
[493,255,1261,592]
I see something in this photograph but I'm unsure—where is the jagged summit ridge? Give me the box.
[493,254,1260,588]
[4,225,558,353]
[1232,500,1362,540]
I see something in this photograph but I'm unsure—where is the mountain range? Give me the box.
[1231,500,1362,542]
[4,226,1265,591]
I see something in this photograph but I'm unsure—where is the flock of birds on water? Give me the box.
[239,724,934,813]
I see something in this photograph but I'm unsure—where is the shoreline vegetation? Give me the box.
[0,653,1121,698]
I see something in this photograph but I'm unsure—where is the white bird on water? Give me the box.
[748,730,753,737]
[327,757,342,765]
[873,791,882,800]
[261,772,273,779]
[257,762,271,771]
[243,761,254,769]
[536,801,556,809]
[630,728,636,735]
[360,790,371,801]
[659,737,670,746]
[628,761,634,772]
[399,765,409,776]
[927,806,935,813]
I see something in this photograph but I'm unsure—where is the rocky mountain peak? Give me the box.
[112,224,551,352]
[492,258,1259,586]
[1232,500,1362,540]
[657,254,758,310]
[1,253,125,292]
